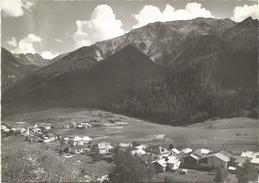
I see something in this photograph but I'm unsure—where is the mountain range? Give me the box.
[7,17,236,82]
[2,17,258,125]
[1,49,60,91]
[1,48,40,91]
[14,53,53,67]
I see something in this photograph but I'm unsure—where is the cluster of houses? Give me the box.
[88,141,259,175]
[85,141,229,172]
[63,121,92,129]
[1,124,13,133]
[239,151,259,169]
[23,124,56,143]
[59,135,93,157]
[1,123,29,135]
[2,122,258,178]
[1,123,53,139]
[116,143,232,173]
[60,140,116,159]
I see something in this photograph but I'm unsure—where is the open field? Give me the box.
[2,108,258,154]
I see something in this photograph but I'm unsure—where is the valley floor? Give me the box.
[3,107,258,153]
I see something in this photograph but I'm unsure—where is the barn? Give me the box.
[199,153,230,170]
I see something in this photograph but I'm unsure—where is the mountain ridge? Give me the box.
[2,17,258,125]
[26,17,236,80]
[14,53,53,67]
[1,48,40,91]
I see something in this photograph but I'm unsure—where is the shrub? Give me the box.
[214,167,227,183]
[109,149,155,183]
[236,160,258,183]
[2,149,37,182]
[2,145,84,182]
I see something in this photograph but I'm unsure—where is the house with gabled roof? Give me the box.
[240,151,259,169]
[1,125,10,132]
[171,148,181,155]
[131,147,146,156]
[152,154,181,173]
[82,136,92,143]
[181,148,210,168]
[94,142,114,155]
[251,157,259,165]
[199,152,230,170]
[181,153,200,168]
[241,151,255,159]
[43,133,57,143]
[218,150,232,159]
[181,148,193,154]
[250,156,259,171]
[81,122,92,128]
[152,158,167,173]
[166,155,181,171]
[118,143,132,151]
[146,145,169,157]
[192,148,211,157]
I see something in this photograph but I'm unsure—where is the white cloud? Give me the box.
[231,4,259,22]
[12,34,42,54]
[132,5,162,28]
[133,3,214,28]
[55,38,62,43]
[41,51,57,60]
[0,0,33,17]
[6,37,18,47]
[73,4,125,48]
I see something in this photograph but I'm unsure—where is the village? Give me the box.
[2,120,259,182]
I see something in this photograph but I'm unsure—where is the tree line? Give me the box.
[108,58,257,125]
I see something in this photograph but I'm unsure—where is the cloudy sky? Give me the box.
[1,0,258,59]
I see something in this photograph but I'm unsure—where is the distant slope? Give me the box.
[1,48,39,91]
[14,53,53,67]
[2,45,162,114]
[3,49,98,97]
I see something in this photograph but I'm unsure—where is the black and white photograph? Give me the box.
[1,0,258,182]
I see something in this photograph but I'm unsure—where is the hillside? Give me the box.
[1,48,39,91]
[108,17,258,124]
[2,45,161,115]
